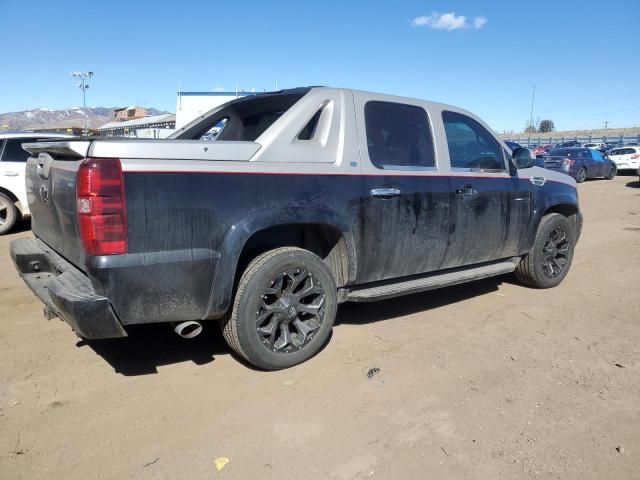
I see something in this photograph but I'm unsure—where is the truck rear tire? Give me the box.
[220,247,337,370]
[0,193,18,235]
[515,213,575,288]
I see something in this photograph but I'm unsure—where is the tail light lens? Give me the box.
[562,159,576,166]
[631,154,640,159]
[76,158,127,255]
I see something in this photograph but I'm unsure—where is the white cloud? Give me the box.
[411,12,487,31]
[473,16,487,29]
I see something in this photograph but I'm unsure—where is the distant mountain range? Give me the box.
[0,107,169,130]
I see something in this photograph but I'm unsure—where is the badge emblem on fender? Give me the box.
[530,176,546,187]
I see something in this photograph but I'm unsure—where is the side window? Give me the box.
[591,150,603,161]
[442,111,505,171]
[297,108,323,140]
[1,138,34,162]
[364,101,435,169]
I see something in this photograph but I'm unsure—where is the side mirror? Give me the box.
[513,147,535,169]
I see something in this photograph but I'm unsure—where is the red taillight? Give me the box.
[631,154,640,159]
[562,159,576,166]
[76,158,127,255]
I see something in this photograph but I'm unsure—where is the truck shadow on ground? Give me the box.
[82,277,503,376]
[80,324,229,376]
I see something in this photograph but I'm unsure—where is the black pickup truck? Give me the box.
[11,87,582,370]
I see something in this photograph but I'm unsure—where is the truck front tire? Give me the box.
[220,247,337,370]
[515,213,575,288]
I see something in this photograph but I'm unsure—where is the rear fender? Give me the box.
[204,206,357,318]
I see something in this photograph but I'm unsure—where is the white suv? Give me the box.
[0,133,71,234]
[607,146,640,172]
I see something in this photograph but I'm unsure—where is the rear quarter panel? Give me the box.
[97,170,363,324]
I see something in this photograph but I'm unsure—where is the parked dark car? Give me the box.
[553,140,581,148]
[539,147,617,182]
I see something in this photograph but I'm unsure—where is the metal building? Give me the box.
[98,113,176,138]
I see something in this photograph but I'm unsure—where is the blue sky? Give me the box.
[2,0,638,132]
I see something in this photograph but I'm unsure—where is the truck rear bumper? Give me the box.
[10,237,127,339]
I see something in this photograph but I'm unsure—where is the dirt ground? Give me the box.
[1,175,639,480]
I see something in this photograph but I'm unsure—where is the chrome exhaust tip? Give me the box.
[173,321,203,339]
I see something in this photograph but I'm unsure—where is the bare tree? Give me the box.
[524,120,537,134]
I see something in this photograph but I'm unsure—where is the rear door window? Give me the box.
[364,101,435,169]
[0,138,35,162]
[442,111,505,171]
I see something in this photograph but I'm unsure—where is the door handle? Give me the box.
[370,188,401,198]
[454,185,477,197]
[2,171,19,177]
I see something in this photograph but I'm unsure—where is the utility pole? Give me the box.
[604,121,609,130]
[71,71,94,135]
[528,84,536,145]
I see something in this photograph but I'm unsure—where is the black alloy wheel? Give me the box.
[220,247,337,370]
[256,268,326,353]
[541,226,570,279]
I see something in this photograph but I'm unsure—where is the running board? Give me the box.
[342,259,518,302]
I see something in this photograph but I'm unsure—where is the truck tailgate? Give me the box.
[23,141,91,269]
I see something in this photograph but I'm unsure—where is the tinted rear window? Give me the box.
[548,148,588,157]
[364,101,435,169]
[1,138,35,162]
[612,148,636,155]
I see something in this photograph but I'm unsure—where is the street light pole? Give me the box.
[70,71,94,135]
[528,84,536,145]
